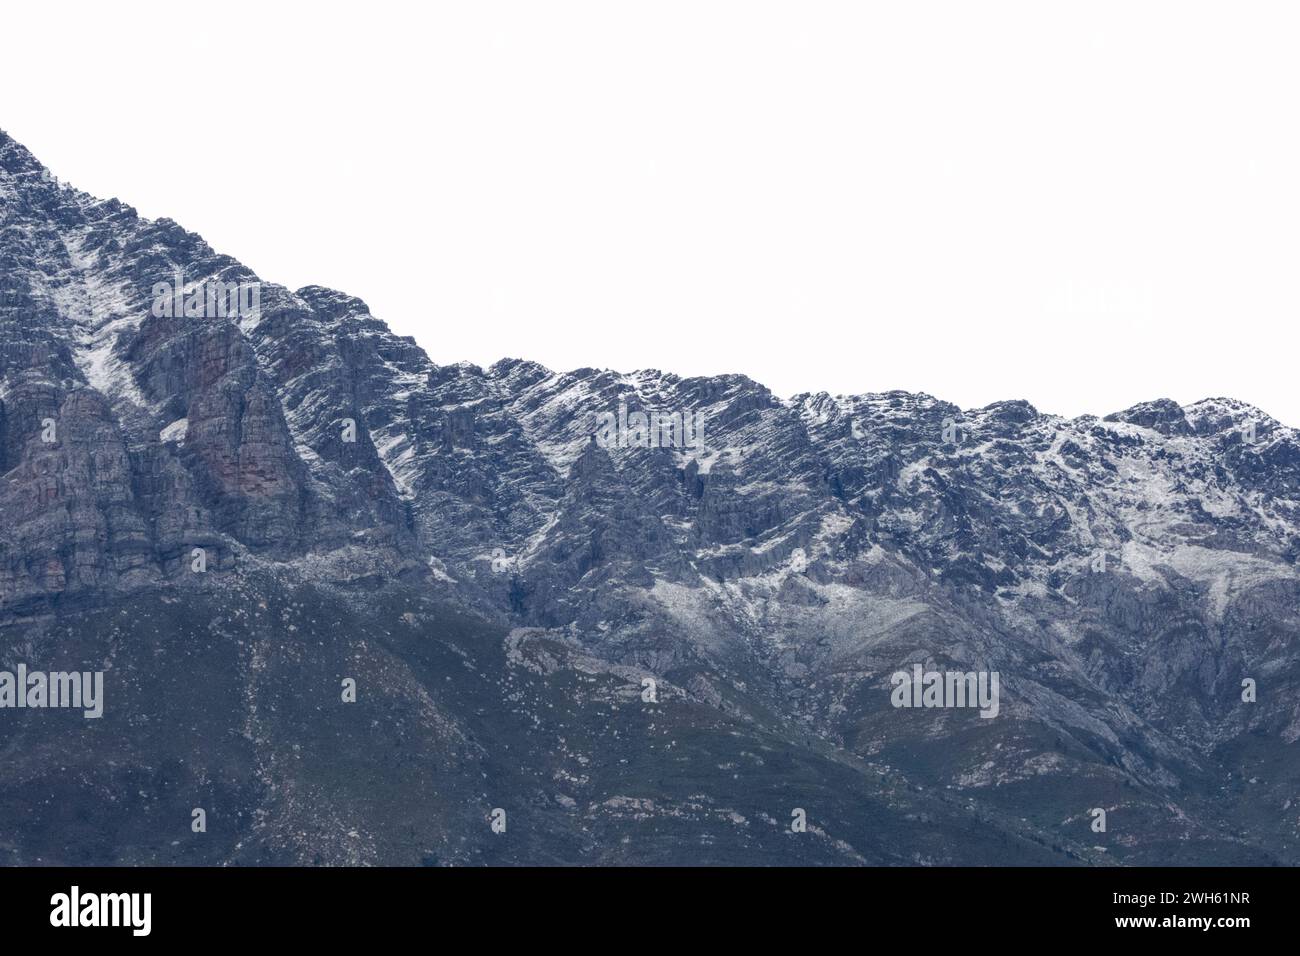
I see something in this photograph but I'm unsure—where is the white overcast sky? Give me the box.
[3,1,1298,424]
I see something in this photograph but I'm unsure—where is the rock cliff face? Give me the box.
[2,128,1297,865]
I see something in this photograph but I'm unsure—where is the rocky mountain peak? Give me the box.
[2,129,1298,866]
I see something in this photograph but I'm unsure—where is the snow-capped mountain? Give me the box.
[2,128,1297,865]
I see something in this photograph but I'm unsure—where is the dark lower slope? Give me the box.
[0,577,1081,866]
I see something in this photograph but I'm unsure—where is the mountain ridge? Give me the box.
[2,126,1298,866]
